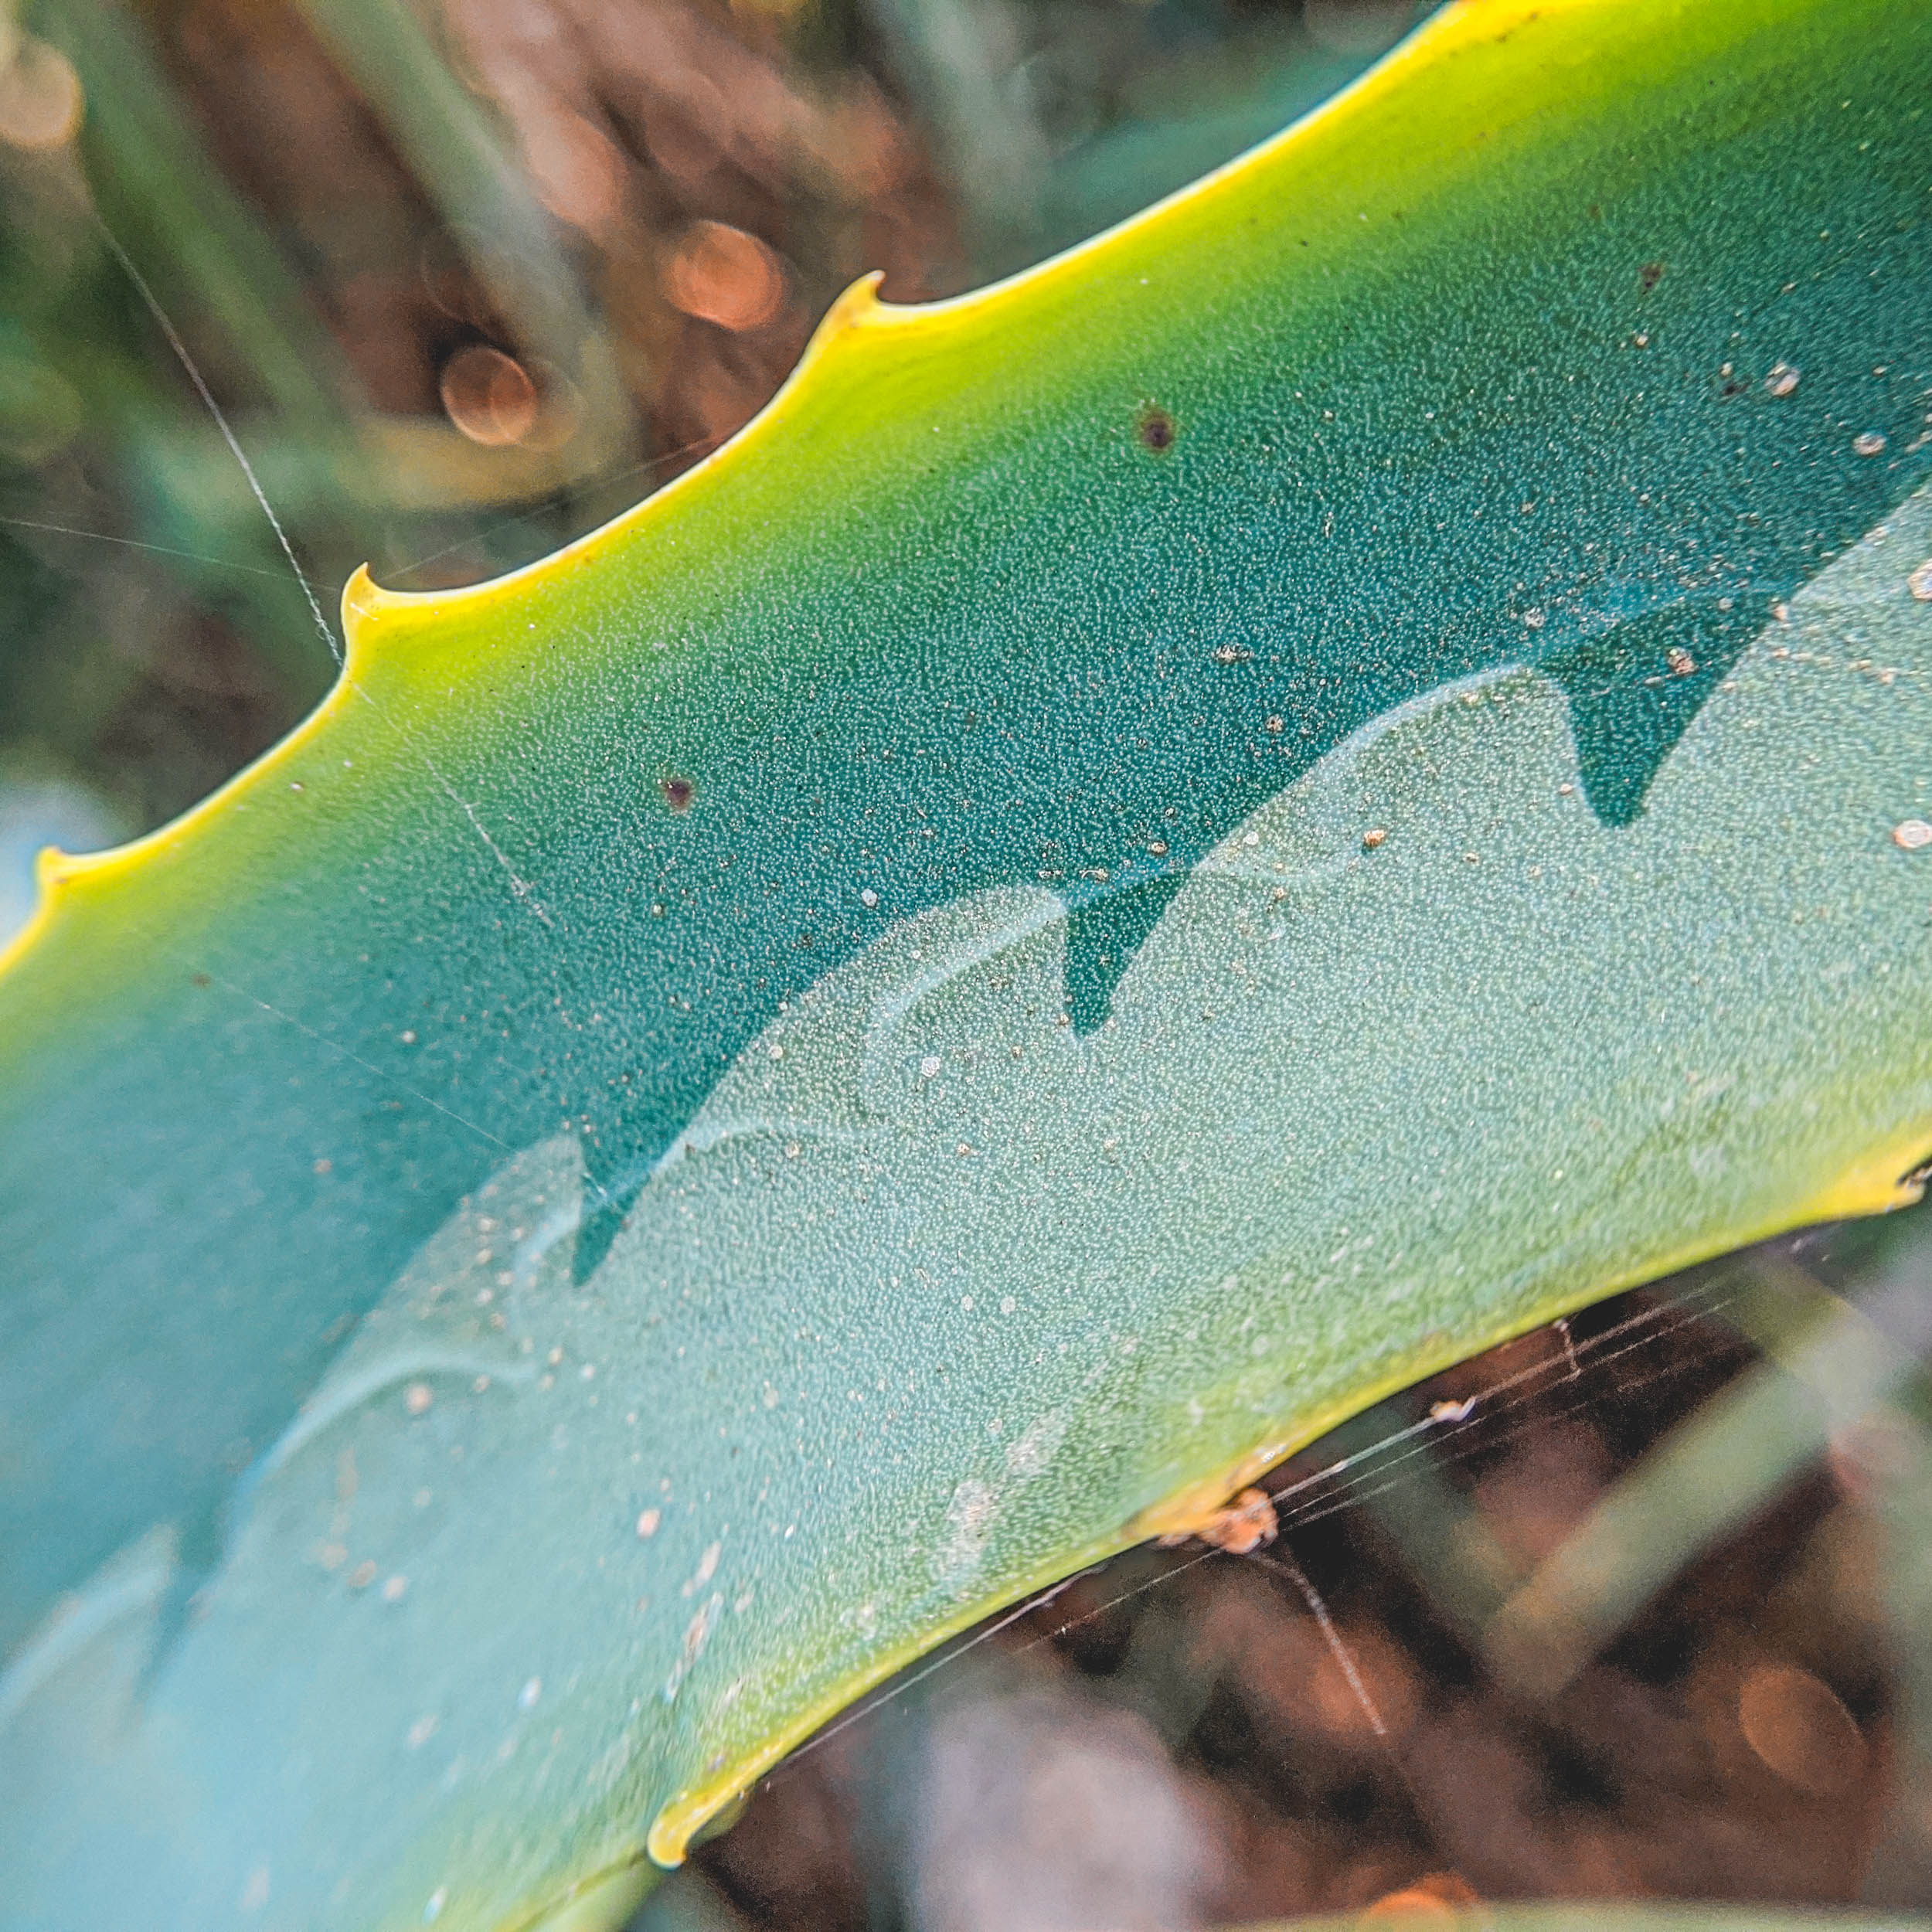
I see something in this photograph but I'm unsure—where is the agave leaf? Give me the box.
[4,0,1932,1925]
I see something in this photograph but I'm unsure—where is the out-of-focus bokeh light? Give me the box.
[663,219,789,333]
[0,34,83,151]
[439,345,541,446]
[1361,1871,1482,1920]
[519,107,627,239]
[1736,1661,1870,1798]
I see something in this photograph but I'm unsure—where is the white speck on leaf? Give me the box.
[682,1541,722,1596]
[663,1596,722,1702]
[937,1477,999,1587]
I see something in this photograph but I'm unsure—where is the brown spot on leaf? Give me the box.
[1159,1486,1277,1555]
[1137,404,1177,453]
[1638,260,1665,292]
[661,775,696,812]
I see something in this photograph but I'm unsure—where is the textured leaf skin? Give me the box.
[3,0,1932,1924]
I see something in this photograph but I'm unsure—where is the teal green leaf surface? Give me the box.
[4,0,1932,1925]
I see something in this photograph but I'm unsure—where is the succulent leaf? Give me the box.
[3,0,1932,1925]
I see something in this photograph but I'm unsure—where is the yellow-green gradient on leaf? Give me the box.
[2,0,1930,1926]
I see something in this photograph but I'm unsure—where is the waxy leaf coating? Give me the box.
[3,0,1931,1924]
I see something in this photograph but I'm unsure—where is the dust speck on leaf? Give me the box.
[937,1476,1000,1586]
[682,1541,722,1596]
[1637,260,1665,291]
[1908,560,1932,600]
[1853,430,1888,457]
[1893,818,1932,852]
[1765,362,1801,396]
[1666,645,1696,677]
[663,1597,721,1702]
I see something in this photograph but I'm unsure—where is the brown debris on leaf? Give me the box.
[1165,1484,1280,1556]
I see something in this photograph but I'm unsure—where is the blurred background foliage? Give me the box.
[6,0,1932,1924]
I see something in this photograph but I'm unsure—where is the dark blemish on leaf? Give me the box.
[192,972,211,988]
[1638,260,1665,292]
[660,775,696,812]
[1137,405,1177,453]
